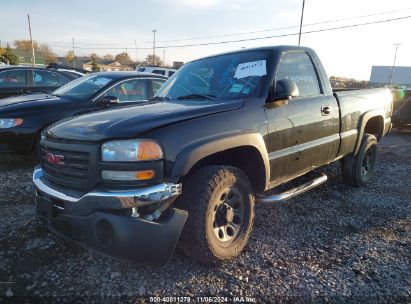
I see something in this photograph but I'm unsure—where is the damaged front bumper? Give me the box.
[33,167,188,265]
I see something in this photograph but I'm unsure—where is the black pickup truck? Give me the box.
[33,46,392,265]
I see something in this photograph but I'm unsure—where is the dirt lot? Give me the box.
[0,131,410,303]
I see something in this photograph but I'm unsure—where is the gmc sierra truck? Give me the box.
[33,46,392,265]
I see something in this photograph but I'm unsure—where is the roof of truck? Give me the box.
[189,45,315,63]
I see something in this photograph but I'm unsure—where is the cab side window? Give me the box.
[276,52,321,97]
[103,79,148,103]
[151,79,166,95]
[0,70,27,87]
[152,70,166,76]
[33,70,61,86]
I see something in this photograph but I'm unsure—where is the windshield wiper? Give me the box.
[149,96,169,101]
[177,93,216,100]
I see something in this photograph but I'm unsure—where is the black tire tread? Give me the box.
[177,165,254,265]
[341,133,378,187]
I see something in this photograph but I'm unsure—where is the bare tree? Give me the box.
[115,52,132,66]
[103,54,114,61]
[65,50,75,65]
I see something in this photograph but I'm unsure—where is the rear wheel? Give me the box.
[341,133,378,187]
[177,166,255,264]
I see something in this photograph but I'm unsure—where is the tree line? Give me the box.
[1,40,165,69]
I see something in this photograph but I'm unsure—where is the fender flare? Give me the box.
[354,109,385,155]
[171,132,270,190]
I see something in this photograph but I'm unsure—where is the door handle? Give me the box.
[321,105,332,115]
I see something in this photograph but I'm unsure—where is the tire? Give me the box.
[177,165,255,265]
[341,133,378,187]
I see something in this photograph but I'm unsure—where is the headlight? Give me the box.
[101,139,163,162]
[0,118,23,129]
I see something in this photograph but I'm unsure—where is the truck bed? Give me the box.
[334,88,392,157]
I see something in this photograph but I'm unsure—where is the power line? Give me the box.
[42,7,411,47]
[44,15,411,50]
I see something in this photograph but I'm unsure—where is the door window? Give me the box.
[151,79,166,95]
[152,70,166,76]
[0,70,27,87]
[33,70,61,86]
[276,52,321,96]
[102,79,148,102]
[58,75,70,85]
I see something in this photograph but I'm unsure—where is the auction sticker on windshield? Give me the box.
[234,60,267,79]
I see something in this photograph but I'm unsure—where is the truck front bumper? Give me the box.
[33,167,188,265]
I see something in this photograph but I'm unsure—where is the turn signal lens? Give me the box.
[135,170,155,180]
[137,141,163,160]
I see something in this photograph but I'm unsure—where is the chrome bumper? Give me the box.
[33,166,182,215]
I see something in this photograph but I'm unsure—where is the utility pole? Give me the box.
[298,0,305,46]
[27,14,36,66]
[152,30,157,66]
[163,49,165,67]
[388,43,401,85]
[72,38,75,68]
[134,40,138,63]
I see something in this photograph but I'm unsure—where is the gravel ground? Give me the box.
[0,131,410,303]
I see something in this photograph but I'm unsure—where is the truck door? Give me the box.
[275,51,339,178]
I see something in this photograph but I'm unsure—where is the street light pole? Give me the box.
[72,38,75,68]
[152,30,157,66]
[27,14,36,66]
[388,43,401,85]
[298,0,305,46]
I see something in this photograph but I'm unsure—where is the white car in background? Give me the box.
[137,66,176,77]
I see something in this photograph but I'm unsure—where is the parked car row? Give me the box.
[0,66,81,99]
[0,72,167,154]
[1,46,394,266]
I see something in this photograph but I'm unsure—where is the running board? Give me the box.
[256,173,328,203]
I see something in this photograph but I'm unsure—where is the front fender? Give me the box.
[171,132,270,189]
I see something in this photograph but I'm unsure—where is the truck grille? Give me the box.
[41,145,91,190]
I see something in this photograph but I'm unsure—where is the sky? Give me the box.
[0,0,410,80]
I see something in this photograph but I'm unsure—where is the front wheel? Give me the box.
[177,166,255,264]
[341,133,378,187]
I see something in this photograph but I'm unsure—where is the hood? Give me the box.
[0,93,60,108]
[46,99,243,141]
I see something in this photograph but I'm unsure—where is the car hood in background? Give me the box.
[0,93,58,107]
[46,99,244,141]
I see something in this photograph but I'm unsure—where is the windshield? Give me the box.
[155,50,270,100]
[52,74,116,99]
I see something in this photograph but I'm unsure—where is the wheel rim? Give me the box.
[361,146,376,176]
[211,187,245,244]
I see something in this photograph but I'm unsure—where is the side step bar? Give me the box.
[256,173,328,203]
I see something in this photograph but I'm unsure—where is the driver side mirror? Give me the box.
[97,95,119,106]
[270,79,299,103]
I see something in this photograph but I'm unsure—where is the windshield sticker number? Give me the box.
[234,60,267,79]
[229,84,243,93]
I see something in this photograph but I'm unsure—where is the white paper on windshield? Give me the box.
[234,60,267,79]
[94,77,112,86]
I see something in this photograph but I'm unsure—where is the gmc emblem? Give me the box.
[45,153,65,166]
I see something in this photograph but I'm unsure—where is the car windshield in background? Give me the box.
[52,74,116,100]
[155,51,270,101]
